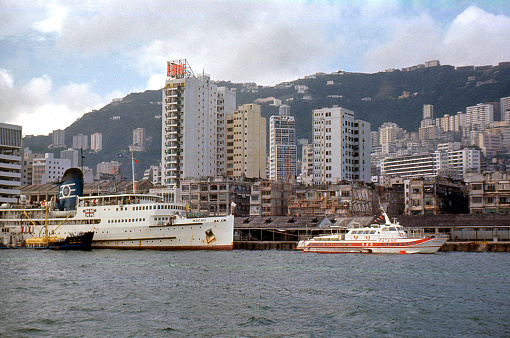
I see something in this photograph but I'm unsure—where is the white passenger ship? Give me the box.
[1,194,234,250]
[296,212,448,254]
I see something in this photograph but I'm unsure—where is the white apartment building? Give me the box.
[90,133,103,152]
[51,129,65,147]
[447,148,480,178]
[60,148,79,168]
[143,164,162,186]
[0,123,22,203]
[312,106,371,184]
[381,152,448,179]
[269,105,297,181]
[435,112,465,132]
[161,60,218,187]
[466,103,494,130]
[379,122,405,144]
[32,153,71,185]
[216,86,236,177]
[72,133,88,150]
[501,96,510,125]
[22,149,43,185]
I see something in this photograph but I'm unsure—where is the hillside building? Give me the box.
[466,103,494,130]
[51,129,65,148]
[312,106,371,184]
[0,123,22,203]
[269,105,297,181]
[72,133,88,150]
[90,133,103,152]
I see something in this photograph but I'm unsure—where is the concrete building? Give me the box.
[32,153,71,185]
[479,132,502,157]
[143,164,162,186]
[312,106,371,184]
[0,123,22,203]
[130,128,145,152]
[90,133,103,152]
[300,141,314,185]
[161,60,218,187]
[466,172,510,214]
[216,86,236,177]
[250,180,293,216]
[447,148,481,178]
[423,104,434,120]
[96,161,120,180]
[179,178,251,216]
[72,133,88,150]
[501,96,510,125]
[379,122,405,145]
[405,177,467,215]
[60,148,80,168]
[225,103,266,179]
[21,149,43,186]
[269,105,297,181]
[466,103,494,130]
[381,152,448,179]
[51,129,66,148]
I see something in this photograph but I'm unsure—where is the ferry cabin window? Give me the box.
[369,230,376,234]
[388,227,396,231]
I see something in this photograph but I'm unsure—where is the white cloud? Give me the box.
[362,6,510,72]
[0,71,111,136]
[441,6,510,66]
[32,1,69,34]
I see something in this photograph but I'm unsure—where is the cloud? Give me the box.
[0,70,112,136]
[441,6,510,66]
[32,1,69,34]
[362,6,510,72]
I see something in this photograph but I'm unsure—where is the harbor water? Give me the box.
[1,250,510,337]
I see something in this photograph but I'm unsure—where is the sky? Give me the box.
[1,0,510,136]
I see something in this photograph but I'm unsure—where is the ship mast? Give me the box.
[131,149,136,194]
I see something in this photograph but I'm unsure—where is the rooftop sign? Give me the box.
[167,59,194,79]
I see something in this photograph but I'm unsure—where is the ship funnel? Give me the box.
[57,168,84,211]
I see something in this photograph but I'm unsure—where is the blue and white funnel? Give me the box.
[57,168,83,211]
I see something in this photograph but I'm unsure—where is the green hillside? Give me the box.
[22,63,510,178]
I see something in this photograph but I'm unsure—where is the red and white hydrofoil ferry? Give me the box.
[297,212,448,254]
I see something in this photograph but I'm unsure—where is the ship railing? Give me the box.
[406,230,449,239]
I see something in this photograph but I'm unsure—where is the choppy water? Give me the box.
[1,249,510,337]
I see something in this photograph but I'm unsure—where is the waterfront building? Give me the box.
[312,106,371,184]
[179,178,251,216]
[269,105,297,181]
[51,129,66,148]
[60,148,79,168]
[405,177,468,215]
[161,60,218,187]
[288,182,375,216]
[216,87,236,177]
[72,133,88,150]
[0,123,22,203]
[466,172,510,214]
[250,180,293,216]
[90,133,103,152]
[32,153,71,185]
[225,103,266,179]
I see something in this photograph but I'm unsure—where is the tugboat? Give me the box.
[24,231,94,250]
[296,211,448,254]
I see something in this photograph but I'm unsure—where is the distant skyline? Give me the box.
[1,0,509,136]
